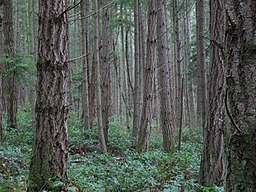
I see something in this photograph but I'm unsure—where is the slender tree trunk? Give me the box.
[94,0,107,152]
[225,1,256,191]
[119,6,130,128]
[136,0,157,153]
[178,77,184,151]
[15,0,20,52]
[132,0,142,144]
[0,1,3,141]
[125,27,133,122]
[173,0,182,128]
[196,0,207,128]
[89,58,96,129]
[28,0,69,191]
[28,0,36,131]
[157,0,175,152]
[199,0,226,186]
[3,0,17,130]
[101,0,111,144]
[80,0,90,130]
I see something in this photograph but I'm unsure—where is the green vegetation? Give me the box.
[0,108,224,192]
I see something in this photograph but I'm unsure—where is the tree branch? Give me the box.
[67,54,86,63]
[58,0,82,19]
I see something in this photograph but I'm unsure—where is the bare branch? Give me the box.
[58,0,82,19]
[67,54,86,63]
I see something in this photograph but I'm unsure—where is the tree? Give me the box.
[136,0,157,152]
[132,0,143,145]
[199,0,225,186]
[157,0,175,152]
[3,0,17,130]
[80,0,90,130]
[0,0,3,141]
[28,0,37,131]
[225,0,256,191]
[173,0,182,128]
[196,0,207,127]
[28,0,69,190]
[94,0,107,152]
[101,0,112,144]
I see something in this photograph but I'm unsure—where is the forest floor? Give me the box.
[0,109,224,192]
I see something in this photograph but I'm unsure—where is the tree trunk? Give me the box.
[196,0,207,128]
[132,0,140,144]
[136,0,157,153]
[94,0,107,152]
[199,0,226,186]
[101,0,111,144]
[28,1,69,191]
[80,0,90,130]
[157,0,175,152]
[120,5,130,128]
[3,0,17,130]
[173,0,182,129]
[132,0,143,144]
[89,60,96,129]
[0,1,3,141]
[28,0,36,131]
[225,0,256,191]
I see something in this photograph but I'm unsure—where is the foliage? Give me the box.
[0,109,224,192]
[68,144,204,192]
[0,129,32,191]
[2,53,36,86]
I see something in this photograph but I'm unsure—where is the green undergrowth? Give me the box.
[0,109,223,191]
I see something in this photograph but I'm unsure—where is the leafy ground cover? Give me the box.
[0,109,224,191]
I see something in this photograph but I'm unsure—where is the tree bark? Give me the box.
[28,0,69,191]
[132,0,140,143]
[3,0,17,130]
[199,0,226,186]
[89,61,96,129]
[157,0,175,152]
[173,0,182,129]
[132,0,143,144]
[80,0,90,130]
[136,0,157,153]
[101,0,111,144]
[0,1,3,141]
[28,0,36,131]
[196,0,207,128]
[225,0,256,191]
[94,0,107,152]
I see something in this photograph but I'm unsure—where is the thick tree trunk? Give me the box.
[157,0,175,152]
[28,1,69,191]
[136,0,157,152]
[225,1,256,191]
[3,0,17,130]
[199,0,226,186]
